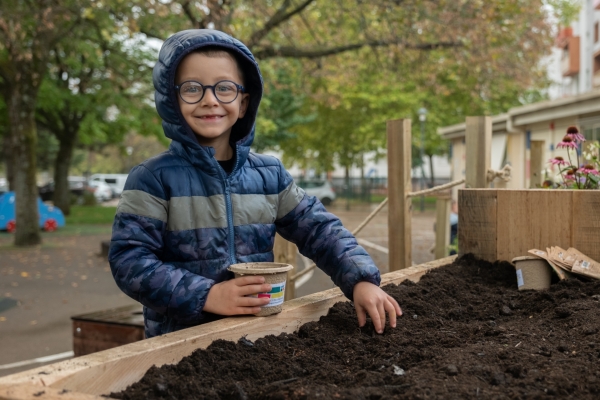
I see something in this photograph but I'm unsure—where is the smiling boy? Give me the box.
[109,30,401,338]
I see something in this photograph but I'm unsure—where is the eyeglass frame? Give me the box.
[174,80,245,104]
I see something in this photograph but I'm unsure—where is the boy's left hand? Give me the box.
[353,281,402,334]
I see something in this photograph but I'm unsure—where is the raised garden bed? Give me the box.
[0,258,452,399]
[111,255,600,399]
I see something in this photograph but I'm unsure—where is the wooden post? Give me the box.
[274,234,297,301]
[434,196,451,259]
[465,116,492,188]
[387,119,412,270]
[530,140,544,188]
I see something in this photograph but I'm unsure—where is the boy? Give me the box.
[109,29,401,339]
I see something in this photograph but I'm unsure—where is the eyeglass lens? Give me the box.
[179,81,239,103]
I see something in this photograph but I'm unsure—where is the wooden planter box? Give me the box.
[459,189,600,262]
[0,256,455,400]
[71,305,144,357]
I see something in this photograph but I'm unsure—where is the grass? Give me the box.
[66,205,117,225]
[0,205,115,241]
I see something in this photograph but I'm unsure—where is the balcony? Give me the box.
[560,36,580,77]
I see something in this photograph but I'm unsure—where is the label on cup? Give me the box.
[516,269,524,287]
[247,281,286,307]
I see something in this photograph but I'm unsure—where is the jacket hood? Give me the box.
[153,29,263,168]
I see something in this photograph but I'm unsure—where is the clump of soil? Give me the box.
[111,255,600,399]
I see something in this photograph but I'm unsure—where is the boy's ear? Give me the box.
[238,93,250,119]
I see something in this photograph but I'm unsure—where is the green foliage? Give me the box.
[545,0,581,27]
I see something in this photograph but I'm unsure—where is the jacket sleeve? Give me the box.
[274,165,381,300]
[108,165,215,324]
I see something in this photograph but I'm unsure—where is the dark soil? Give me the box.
[111,255,600,399]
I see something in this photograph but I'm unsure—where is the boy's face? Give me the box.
[175,52,249,150]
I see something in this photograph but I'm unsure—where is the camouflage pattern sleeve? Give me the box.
[108,165,215,324]
[274,166,381,301]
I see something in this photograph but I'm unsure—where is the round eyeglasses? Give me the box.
[175,80,245,104]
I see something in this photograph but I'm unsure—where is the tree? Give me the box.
[35,3,160,215]
[121,0,566,172]
[0,1,81,246]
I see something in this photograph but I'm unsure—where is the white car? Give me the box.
[298,180,336,206]
[88,180,113,202]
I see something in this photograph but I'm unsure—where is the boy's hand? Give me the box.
[353,281,402,334]
[204,276,272,316]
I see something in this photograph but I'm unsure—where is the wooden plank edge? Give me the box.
[0,383,104,400]
[0,256,457,398]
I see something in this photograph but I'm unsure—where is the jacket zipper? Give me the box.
[215,147,240,265]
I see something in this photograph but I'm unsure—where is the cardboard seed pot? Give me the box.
[228,262,294,316]
[512,256,552,291]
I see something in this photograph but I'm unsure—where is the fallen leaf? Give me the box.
[21,272,29,278]
[0,317,6,322]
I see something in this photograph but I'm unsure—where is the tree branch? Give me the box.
[253,40,463,59]
[247,0,315,48]
[179,0,204,29]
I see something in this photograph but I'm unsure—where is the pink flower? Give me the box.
[566,126,586,143]
[580,164,599,175]
[549,156,567,166]
[557,135,578,150]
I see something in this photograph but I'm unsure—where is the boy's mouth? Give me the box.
[198,114,225,120]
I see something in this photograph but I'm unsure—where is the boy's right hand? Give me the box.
[203,276,272,316]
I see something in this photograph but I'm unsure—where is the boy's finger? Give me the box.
[234,276,266,286]
[377,303,386,333]
[388,295,403,316]
[238,283,272,296]
[385,298,397,328]
[236,306,263,315]
[366,305,383,333]
[355,304,367,327]
[237,296,271,307]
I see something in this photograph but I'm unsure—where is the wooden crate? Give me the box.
[71,305,144,357]
[459,189,600,262]
[0,256,455,399]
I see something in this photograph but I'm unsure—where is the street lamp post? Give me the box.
[126,146,133,173]
[418,107,427,212]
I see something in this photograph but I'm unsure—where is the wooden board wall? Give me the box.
[0,256,457,399]
[572,191,600,261]
[458,189,497,262]
[496,190,572,262]
[459,189,600,263]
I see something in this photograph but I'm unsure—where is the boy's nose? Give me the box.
[200,88,219,106]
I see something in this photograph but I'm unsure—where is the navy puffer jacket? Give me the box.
[109,29,380,338]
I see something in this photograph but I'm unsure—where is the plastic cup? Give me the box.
[228,262,294,316]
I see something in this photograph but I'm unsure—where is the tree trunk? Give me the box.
[3,134,16,190]
[53,134,76,215]
[7,86,41,246]
[428,154,435,188]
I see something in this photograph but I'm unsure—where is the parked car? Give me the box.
[87,180,114,202]
[38,176,87,202]
[297,180,336,206]
[0,191,65,232]
[89,174,128,198]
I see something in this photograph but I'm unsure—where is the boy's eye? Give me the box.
[216,83,235,92]
[182,84,202,94]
